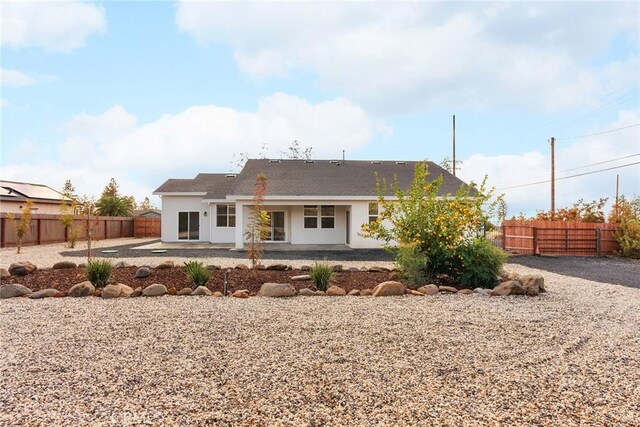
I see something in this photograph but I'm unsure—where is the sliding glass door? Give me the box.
[265,211,285,242]
[178,211,200,240]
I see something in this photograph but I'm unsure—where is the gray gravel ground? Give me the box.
[1,265,639,426]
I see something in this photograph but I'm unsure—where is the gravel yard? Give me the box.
[2,265,640,426]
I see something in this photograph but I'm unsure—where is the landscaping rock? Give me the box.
[491,280,525,296]
[53,291,66,298]
[114,261,132,269]
[520,274,545,295]
[8,261,37,276]
[130,287,143,297]
[475,288,491,297]
[368,266,390,272]
[167,287,177,295]
[156,261,174,269]
[0,283,32,298]
[178,288,193,296]
[68,281,95,297]
[314,291,326,296]
[346,267,360,272]
[235,264,249,270]
[135,267,151,278]
[291,275,311,281]
[298,288,316,296]
[331,264,343,272]
[232,289,250,298]
[326,285,347,296]
[257,283,297,297]
[360,289,373,296]
[373,281,405,297]
[266,263,287,271]
[418,284,439,296]
[438,286,458,293]
[102,283,134,299]
[192,286,212,296]
[142,284,167,297]
[348,289,361,296]
[254,264,266,270]
[458,289,474,295]
[212,291,224,297]
[29,289,60,299]
[207,265,221,270]
[93,289,102,297]
[0,268,10,278]
[52,261,77,269]
[408,290,425,296]
[300,265,312,271]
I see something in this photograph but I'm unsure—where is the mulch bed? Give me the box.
[0,267,399,294]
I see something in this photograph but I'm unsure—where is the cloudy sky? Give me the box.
[1,1,638,216]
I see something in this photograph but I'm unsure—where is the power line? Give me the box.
[556,123,640,140]
[498,161,640,191]
[558,153,640,173]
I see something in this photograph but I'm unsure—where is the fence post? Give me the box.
[37,218,42,245]
[104,219,108,239]
[0,217,5,248]
[565,228,569,252]
[533,227,538,255]
[501,224,506,250]
[596,227,601,257]
[120,220,123,238]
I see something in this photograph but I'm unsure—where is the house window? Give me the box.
[304,205,318,228]
[321,205,335,228]
[304,205,335,228]
[368,202,378,224]
[178,211,200,240]
[216,204,236,227]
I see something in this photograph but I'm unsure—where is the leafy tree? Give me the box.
[62,179,77,199]
[607,195,640,259]
[59,199,81,248]
[233,140,314,169]
[361,162,505,285]
[245,173,270,269]
[608,195,640,223]
[95,178,135,216]
[138,197,156,210]
[438,156,462,174]
[532,198,608,222]
[7,200,34,254]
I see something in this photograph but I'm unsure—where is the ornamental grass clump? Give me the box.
[310,261,334,291]
[183,261,211,289]
[86,259,113,288]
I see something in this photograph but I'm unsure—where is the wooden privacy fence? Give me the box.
[0,213,134,248]
[502,220,619,256]
[134,217,161,238]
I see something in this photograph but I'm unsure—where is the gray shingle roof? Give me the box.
[0,180,71,202]
[154,159,471,199]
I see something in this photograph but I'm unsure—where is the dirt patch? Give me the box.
[0,267,400,294]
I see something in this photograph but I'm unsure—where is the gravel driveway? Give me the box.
[508,256,640,289]
[1,265,639,426]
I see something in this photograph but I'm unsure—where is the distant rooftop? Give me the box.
[0,180,71,202]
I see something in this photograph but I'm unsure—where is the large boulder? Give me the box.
[52,261,77,270]
[348,289,361,296]
[491,280,525,296]
[373,281,405,297]
[0,283,32,298]
[29,289,60,299]
[191,286,212,296]
[68,281,95,297]
[0,268,10,278]
[232,289,250,298]
[266,263,287,271]
[102,283,134,298]
[142,284,167,297]
[298,288,317,296]
[438,286,458,293]
[257,283,297,297]
[155,261,174,269]
[8,261,37,276]
[360,289,373,296]
[520,274,545,296]
[130,287,143,297]
[368,266,391,272]
[135,267,151,278]
[417,284,439,296]
[326,285,347,296]
[177,288,193,296]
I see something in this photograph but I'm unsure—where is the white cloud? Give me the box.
[176,2,639,113]
[1,94,386,204]
[458,110,640,217]
[1,0,105,52]
[1,68,36,86]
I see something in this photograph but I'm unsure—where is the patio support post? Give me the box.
[234,203,244,249]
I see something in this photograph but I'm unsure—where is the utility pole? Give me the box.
[550,137,555,219]
[615,174,619,220]
[452,114,456,177]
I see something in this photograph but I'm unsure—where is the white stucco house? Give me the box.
[153,159,470,249]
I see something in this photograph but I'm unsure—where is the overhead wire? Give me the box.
[556,123,640,140]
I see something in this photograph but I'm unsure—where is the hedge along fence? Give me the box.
[134,217,161,238]
[502,219,619,256]
[0,213,134,248]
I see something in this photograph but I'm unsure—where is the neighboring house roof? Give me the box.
[154,159,472,199]
[0,180,71,203]
[133,209,162,217]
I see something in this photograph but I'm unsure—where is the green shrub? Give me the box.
[86,259,113,288]
[394,244,431,285]
[183,261,211,289]
[616,219,640,259]
[310,261,334,291]
[456,239,508,288]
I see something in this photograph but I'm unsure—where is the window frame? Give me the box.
[216,204,236,228]
[304,205,335,229]
[368,202,379,224]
